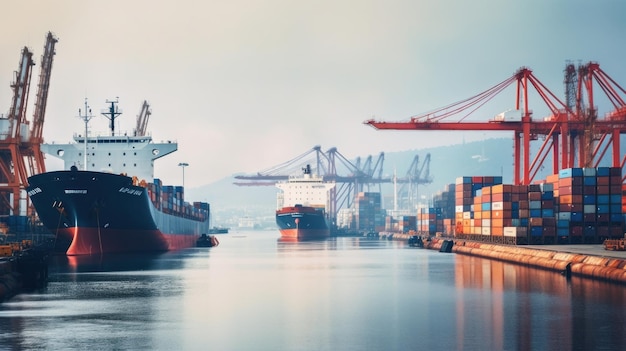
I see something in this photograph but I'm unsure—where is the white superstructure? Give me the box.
[276,164,335,209]
[41,134,176,182]
[41,99,177,182]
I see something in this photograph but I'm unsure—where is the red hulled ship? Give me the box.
[275,165,335,241]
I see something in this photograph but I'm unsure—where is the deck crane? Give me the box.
[135,100,151,136]
[366,63,626,185]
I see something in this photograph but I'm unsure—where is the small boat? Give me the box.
[196,234,219,247]
[207,227,229,234]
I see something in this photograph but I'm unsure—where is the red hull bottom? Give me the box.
[58,228,198,255]
[279,228,330,241]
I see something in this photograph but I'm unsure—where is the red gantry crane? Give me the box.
[0,32,57,218]
[365,62,626,185]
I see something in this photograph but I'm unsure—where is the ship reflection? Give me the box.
[49,252,171,273]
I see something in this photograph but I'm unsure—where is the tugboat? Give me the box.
[196,234,220,247]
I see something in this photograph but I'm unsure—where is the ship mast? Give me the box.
[78,98,93,171]
[102,98,122,136]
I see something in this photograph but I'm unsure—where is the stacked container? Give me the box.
[450,167,623,244]
[454,176,503,237]
[354,192,385,232]
[417,207,443,234]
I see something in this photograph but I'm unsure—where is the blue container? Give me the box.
[557,219,570,228]
[597,205,610,214]
[597,167,610,176]
[520,218,529,226]
[557,228,570,236]
[583,177,597,186]
[529,201,542,210]
[583,195,596,205]
[610,213,622,222]
[584,225,596,236]
[481,203,491,211]
[610,194,621,204]
[530,226,543,236]
[571,212,583,222]
[541,191,554,200]
[597,195,609,204]
[583,168,597,177]
[559,168,573,178]
[530,209,542,217]
[540,183,554,192]
[611,204,622,213]
[542,209,554,217]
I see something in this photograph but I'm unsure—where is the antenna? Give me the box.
[102,97,122,136]
[79,98,94,170]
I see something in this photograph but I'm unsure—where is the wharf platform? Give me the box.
[422,238,626,285]
[383,233,626,284]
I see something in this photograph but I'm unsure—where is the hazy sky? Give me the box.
[1,0,625,189]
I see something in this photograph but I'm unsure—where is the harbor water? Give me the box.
[1,231,625,350]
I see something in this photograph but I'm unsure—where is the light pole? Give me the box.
[178,162,189,187]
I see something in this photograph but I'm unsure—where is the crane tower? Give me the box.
[0,32,57,220]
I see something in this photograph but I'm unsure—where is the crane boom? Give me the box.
[366,63,626,184]
[135,100,151,136]
[30,31,59,175]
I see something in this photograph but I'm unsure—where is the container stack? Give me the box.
[452,167,623,244]
[417,207,443,235]
[454,176,503,237]
[432,184,456,234]
[354,192,385,232]
[556,167,623,243]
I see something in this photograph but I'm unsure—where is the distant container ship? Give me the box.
[275,164,335,241]
[27,99,214,255]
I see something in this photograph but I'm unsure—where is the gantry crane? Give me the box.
[0,32,57,217]
[234,146,432,218]
[28,32,58,176]
[365,62,626,184]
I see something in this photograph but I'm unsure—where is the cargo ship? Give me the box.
[26,99,213,255]
[275,164,335,241]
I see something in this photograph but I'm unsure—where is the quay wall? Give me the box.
[383,233,626,285]
[431,238,626,285]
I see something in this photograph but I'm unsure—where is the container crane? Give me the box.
[29,32,58,176]
[365,63,626,184]
[0,32,57,218]
[0,46,35,216]
[234,146,432,217]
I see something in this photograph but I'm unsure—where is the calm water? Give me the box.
[1,231,625,350]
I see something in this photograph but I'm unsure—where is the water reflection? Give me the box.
[453,255,626,350]
[0,233,624,350]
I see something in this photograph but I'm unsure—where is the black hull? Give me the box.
[27,169,209,255]
[275,205,330,240]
